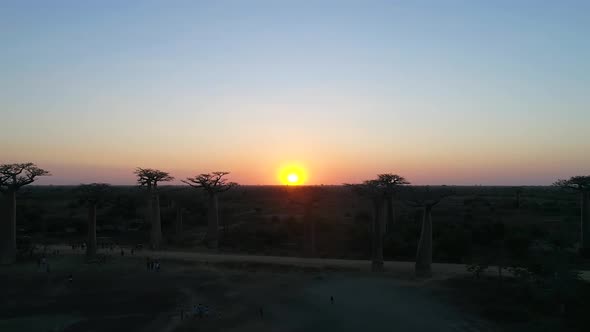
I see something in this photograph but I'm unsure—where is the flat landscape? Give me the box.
[1,254,496,332]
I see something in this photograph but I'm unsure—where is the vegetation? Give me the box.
[134,168,173,249]
[0,163,50,264]
[554,176,590,256]
[76,183,111,259]
[182,172,237,249]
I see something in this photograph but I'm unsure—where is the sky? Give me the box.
[1,0,589,185]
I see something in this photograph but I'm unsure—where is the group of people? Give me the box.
[180,304,211,320]
[146,257,161,272]
[36,255,50,273]
[71,242,86,250]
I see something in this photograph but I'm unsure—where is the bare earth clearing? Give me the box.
[0,249,500,332]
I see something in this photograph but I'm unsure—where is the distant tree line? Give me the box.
[0,162,589,279]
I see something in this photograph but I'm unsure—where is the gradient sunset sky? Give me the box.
[1,1,589,185]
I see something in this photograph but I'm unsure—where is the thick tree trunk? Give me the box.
[386,196,394,233]
[372,197,384,272]
[416,205,433,277]
[304,204,316,257]
[0,191,17,264]
[175,206,183,241]
[581,191,590,251]
[87,203,97,259]
[151,193,162,249]
[207,193,219,249]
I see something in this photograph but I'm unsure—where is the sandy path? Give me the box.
[48,245,590,281]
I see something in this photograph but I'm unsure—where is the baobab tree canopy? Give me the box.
[346,174,410,197]
[182,172,238,193]
[554,176,590,191]
[0,163,50,192]
[376,173,410,190]
[134,168,174,188]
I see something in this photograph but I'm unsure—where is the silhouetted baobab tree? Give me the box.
[554,176,590,254]
[346,179,387,272]
[77,183,111,259]
[134,168,173,249]
[0,163,50,264]
[182,172,237,249]
[376,174,410,232]
[404,186,453,277]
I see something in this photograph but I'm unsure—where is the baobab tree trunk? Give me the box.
[87,203,97,259]
[386,196,394,233]
[581,191,590,252]
[175,206,183,241]
[372,198,384,272]
[207,193,219,249]
[0,191,17,264]
[151,193,162,249]
[304,204,316,257]
[416,205,433,277]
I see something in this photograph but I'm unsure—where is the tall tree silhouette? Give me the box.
[404,186,452,277]
[134,168,173,249]
[77,183,111,259]
[347,179,387,272]
[183,172,237,249]
[0,163,50,264]
[554,176,590,254]
[376,174,410,232]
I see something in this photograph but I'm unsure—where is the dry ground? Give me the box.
[0,252,497,332]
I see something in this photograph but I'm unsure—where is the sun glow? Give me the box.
[278,163,307,185]
[287,173,299,183]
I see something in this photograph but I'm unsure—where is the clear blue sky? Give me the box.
[1,0,589,185]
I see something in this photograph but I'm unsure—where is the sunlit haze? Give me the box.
[1,1,589,185]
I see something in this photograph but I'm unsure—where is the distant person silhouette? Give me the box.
[330,295,334,304]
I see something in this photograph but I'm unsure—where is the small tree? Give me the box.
[0,163,50,264]
[134,168,174,249]
[182,172,237,249]
[77,183,111,259]
[554,176,590,255]
[403,186,452,277]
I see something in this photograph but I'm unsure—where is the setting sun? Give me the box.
[287,173,299,183]
[278,163,307,185]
